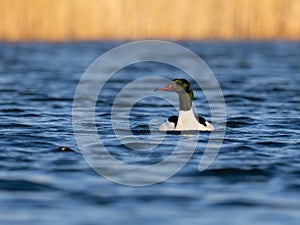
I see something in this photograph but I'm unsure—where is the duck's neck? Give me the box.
[178,92,193,111]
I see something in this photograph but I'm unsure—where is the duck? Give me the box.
[155,79,214,131]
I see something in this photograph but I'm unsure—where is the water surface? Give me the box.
[0,41,299,225]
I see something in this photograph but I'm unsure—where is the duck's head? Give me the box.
[155,79,194,100]
[155,79,194,111]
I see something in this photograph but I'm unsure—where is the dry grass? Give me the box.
[0,0,300,41]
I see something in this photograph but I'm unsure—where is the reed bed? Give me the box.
[0,0,299,41]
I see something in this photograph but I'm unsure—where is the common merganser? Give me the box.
[155,79,214,131]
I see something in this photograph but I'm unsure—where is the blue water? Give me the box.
[0,41,299,225]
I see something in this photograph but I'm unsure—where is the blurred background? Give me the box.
[1,0,300,41]
[1,1,300,225]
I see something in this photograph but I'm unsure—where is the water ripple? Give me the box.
[0,41,299,225]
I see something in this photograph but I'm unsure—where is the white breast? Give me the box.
[175,109,214,131]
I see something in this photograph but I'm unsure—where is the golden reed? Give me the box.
[0,0,300,41]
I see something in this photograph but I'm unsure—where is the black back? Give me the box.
[168,115,178,127]
[197,115,207,127]
[168,115,208,127]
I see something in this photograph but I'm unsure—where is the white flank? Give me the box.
[159,121,175,131]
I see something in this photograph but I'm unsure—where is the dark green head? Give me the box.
[155,79,194,111]
[171,79,194,101]
[155,79,194,100]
